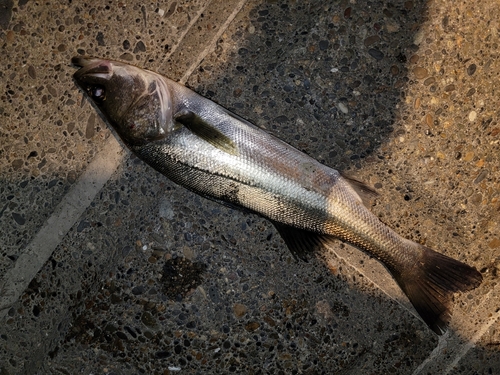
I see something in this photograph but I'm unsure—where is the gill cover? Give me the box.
[72,56,173,146]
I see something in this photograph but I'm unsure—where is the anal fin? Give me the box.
[272,222,331,262]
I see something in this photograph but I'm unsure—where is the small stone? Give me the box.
[344,7,351,18]
[119,53,134,61]
[467,64,477,76]
[337,102,348,114]
[488,238,500,249]
[133,40,146,53]
[182,246,194,260]
[6,30,14,43]
[47,85,57,97]
[463,151,474,162]
[245,321,260,332]
[425,113,433,127]
[414,97,421,109]
[470,193,482,205]
[274,115,289,124]
[473,169,488,184]
[0,0,12,29]
[390,65,399,76]
[263,315,276,327]
[141,311,156,327]
[468,111,477,122]
[368,48,384,60]
[67,170,77,184]
[12,159,23,170]
[28,65,36,79]
[423,77,435,86]
[444,84,456,92]
[319,40,329,50]
[132,286,145,295]
[77,220,90,232]
[385,20,400,33]
[364,35,380,47]
[233,303,247,318]
[96,31,105,46]
[413,67,428,79]
[12,213,25,225]
[86,113,95,138]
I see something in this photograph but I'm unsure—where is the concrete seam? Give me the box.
[411,288,500,375]
[411,331,451,375]
[325,245,422,323]
[179,0,248,85]
[443,301,500,374]
[159,1,211,67]
[0,137,124,319]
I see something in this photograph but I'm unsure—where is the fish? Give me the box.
[71,56,482,335]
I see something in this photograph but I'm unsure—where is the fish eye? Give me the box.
[88,85,105,103]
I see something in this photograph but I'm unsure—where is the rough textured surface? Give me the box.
[0,0,499,374]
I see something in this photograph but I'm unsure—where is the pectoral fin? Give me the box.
[174,110,238,156]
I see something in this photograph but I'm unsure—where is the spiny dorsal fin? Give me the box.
[340,173,379,207]
[174,110,238,156]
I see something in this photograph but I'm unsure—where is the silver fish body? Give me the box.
[72,56,482,334]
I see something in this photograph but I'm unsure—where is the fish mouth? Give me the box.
[72,56,112,80]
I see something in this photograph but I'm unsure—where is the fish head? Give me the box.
[72,56,173,146]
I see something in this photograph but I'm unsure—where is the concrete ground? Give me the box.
[1,0,499,373]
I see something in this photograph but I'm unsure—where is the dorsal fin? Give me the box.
[174,110,238,156]
[340,173,378,207]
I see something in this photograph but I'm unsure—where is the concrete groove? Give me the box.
[412,286,500,374]
[179,0,249,85]
[0,138,124,319]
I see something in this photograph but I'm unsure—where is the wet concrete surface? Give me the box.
[0,0,499,374]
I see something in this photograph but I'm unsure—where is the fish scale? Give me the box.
[72,56,482,335]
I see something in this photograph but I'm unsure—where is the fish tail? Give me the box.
[394,243,482,335]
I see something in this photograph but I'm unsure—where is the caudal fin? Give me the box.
[394,245,482,335]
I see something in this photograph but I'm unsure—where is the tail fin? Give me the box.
[394,245,482,335]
